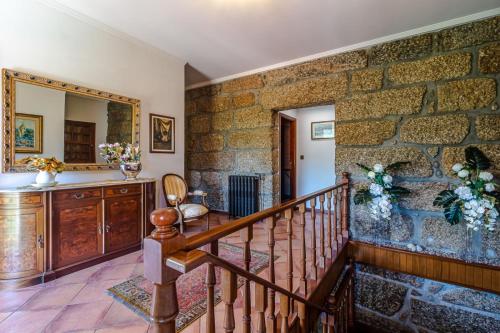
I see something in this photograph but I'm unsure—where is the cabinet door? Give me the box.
[52,199,103,269]
[104,195,141,252]
[0,207,44,279]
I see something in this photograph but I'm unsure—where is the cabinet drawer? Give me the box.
[0,193,43,208]
[104,184,142,198]
[53,188,102,202]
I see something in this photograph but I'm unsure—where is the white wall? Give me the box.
[0,0,185,206]
[65,94,108,163]
[15,82,66,160]
[281,105,336,197]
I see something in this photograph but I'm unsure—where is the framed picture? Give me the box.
[15,113,43,153]
[311,120,334,140]
[150,113,175,153]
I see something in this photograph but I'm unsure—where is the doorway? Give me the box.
[280,113,296,202]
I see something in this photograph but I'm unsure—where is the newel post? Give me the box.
[341,172,350,239]
[144,208,185,333]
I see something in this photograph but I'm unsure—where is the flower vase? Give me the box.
[464,227,479,263]
[120,162,142,180]
[35,170,57,186]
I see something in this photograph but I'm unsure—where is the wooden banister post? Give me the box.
[341,172,350,239]
[266,215,277,333]
[222,268,238,333]
[144,208,185,333]
[206,240,218,333]
[240,226,253,333]
[298,204,308,295]
[255,284,268,333]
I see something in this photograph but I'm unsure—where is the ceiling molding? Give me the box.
[186,7,500,90]
[37,0,187,66]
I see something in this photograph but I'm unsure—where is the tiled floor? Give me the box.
[0,212,333,333]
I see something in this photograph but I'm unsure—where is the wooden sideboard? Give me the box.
[0,179,156,289]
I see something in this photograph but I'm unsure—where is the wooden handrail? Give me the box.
[185,179,347,250]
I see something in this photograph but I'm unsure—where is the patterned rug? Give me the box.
[107,243,271,332]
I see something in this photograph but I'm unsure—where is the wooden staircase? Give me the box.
[143,173,354,332]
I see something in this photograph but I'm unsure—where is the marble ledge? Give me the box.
[0,177,157,193]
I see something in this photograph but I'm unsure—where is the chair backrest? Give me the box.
[162,173,188,207]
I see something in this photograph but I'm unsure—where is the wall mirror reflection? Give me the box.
[2,69,141,172]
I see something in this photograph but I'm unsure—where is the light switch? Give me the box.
[300,155,304,160]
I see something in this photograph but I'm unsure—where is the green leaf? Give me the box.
[443,201,462,226]
[385,161,410,172]
[388,186,410,196]
[433,190,458,207]
[465,146,491,170]
[354,189,372,205]
[356,163,371,173]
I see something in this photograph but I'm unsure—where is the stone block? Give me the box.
[228,128,272,149]
[482,229,499,265]
[336,147,432,177]
[400,114,469,144]
[186,135,198,152]
[264,50,366,86]
[336,120,396,145]
[390,215,414,243]
[355,305,414,333]
[439,16,499,51]
[235,106,272,129]
[211,111,233,131]
[369,34,433,65]
[350,68,384,92]
[356,263,424,288]
[201,171,225,189]
[479,42,500,74]
[476,115,500,141]
[186,171,201,188]
[221,74,264,93]
[437,78,496,112]
[411,298,500,333]
[201,134,224,152]
[442,287,500,314]
[196,95,232,113]
[355,272,408,316]
[188,152,235,171]
[185,99,196,115]
[232,92,255,108]
[189,115,211,134]
[336,86,425,121]
[260,74,348,110]
[237,150,273,173]
[352,205,389,240]
[398,182,449,212]
[421,217,467,254]
[442,144,500,176]
[388,53,471,85]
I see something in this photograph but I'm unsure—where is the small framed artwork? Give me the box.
[150,113,175,153]
[15,113,43,153]
[311,120,334,140]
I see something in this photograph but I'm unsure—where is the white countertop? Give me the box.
[0,178,157,193]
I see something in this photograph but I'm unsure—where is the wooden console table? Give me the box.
[0,178,156,289]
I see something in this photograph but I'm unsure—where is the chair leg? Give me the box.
[179,218,184,234]
[206,214,210,231]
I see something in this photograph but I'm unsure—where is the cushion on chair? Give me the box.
[167,194,178,201]
[179,203,209,219]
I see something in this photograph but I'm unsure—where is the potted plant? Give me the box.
[20,156,65,187]
[99,142,142,180]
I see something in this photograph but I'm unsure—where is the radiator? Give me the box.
[229,175,259,218]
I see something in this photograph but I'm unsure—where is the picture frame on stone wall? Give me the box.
[311,120,334,140]
[149,113,175,153]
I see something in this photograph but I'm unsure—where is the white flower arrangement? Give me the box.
[354,162,410,221]
[434,147,498,232]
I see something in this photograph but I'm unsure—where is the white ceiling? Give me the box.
[46,0,499,87]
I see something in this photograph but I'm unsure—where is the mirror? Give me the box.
[2,69,141,172]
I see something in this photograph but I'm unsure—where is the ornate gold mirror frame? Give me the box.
[2,69,141,172]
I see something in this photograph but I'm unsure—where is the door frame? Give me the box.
[279,113,297,203]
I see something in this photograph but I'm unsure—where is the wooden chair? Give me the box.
[162,173,210,233]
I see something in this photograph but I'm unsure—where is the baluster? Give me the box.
[285,208,294,305]
[221,268,237,333]
[298,204,308,295]
[310,198,318,280]
[335,189,342,249]
[341,172,350,239]
[319,194,326,268]
[255,284,267,333]
[280,294,290,333]
[266,215,277,333]
[206,241,218,333]
[348,260,355,329]
[326,191,333,258]
[144,208,185,333]
[298,302,308,333]
[240,226,253,333]
[321,313,328,333]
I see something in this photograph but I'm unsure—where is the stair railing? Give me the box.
[144,172,353,333]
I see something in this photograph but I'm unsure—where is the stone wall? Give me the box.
[355,263,500,333]
[186,15,499,265]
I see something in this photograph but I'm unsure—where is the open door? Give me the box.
[280,114,296,202]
